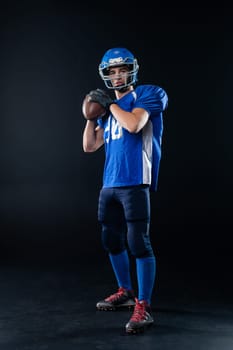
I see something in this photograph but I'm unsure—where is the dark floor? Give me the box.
[0,256,233,350]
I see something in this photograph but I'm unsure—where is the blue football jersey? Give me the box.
[98,84,168,191]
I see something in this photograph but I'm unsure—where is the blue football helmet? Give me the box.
[99,47,139,90]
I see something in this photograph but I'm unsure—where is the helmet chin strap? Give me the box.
[116,86,130,93]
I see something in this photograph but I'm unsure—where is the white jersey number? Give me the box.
[105,118,123,143]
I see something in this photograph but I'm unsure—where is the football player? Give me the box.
[82,47,168,334]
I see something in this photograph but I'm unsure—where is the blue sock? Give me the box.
[136,256,156,304]
[109,250,132,290]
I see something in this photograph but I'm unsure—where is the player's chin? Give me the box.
[114,83,125,89]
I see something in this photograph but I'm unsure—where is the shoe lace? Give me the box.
[130,298,146,322]
[106,287,126,302]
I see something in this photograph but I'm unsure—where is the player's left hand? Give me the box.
[88,89,114,110]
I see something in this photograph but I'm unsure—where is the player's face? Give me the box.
[108,65,130,89]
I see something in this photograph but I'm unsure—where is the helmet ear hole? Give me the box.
[102,68,109,76]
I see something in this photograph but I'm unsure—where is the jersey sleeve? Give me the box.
[97,115,108,128]
[133,85,168,115]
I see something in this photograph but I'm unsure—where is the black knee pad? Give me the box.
[101,224,126,254]
[127,221,154,257]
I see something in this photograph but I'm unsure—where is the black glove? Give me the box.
[88,88,114,110]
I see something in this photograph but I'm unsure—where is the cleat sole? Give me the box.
[126,323,153,335]
[96,304,134,311]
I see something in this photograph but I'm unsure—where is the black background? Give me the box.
[0,2,231,289]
